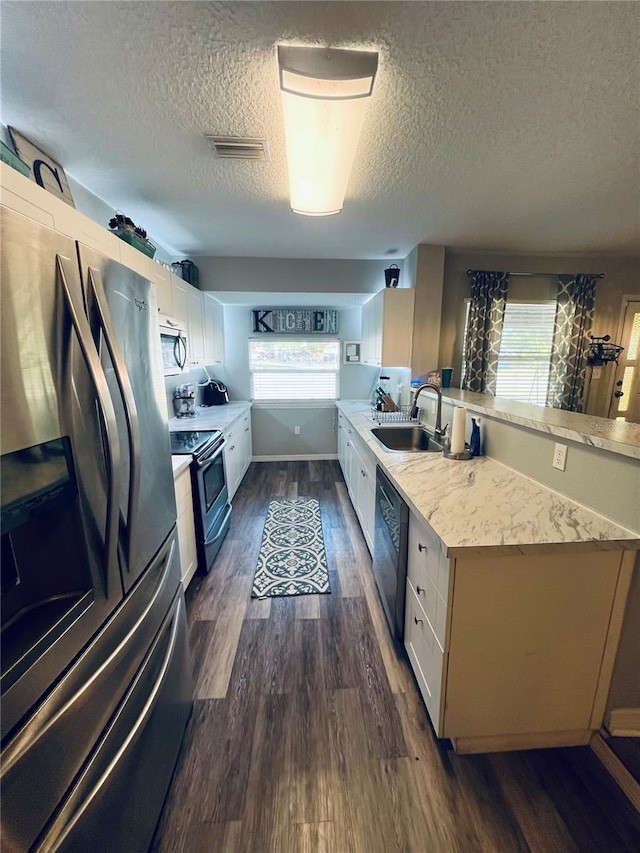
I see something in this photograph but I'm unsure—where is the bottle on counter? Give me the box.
[470,417,482,456]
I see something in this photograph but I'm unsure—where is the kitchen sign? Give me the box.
[252,309,338,334]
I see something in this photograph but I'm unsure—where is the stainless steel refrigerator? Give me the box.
[0,206,193,852]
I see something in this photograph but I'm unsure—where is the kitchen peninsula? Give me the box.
[337,400,639,754]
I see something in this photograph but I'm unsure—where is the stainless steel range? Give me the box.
[170,430,232,574]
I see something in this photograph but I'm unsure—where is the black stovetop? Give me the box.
[169,430,221,456]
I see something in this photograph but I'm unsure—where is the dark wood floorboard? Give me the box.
[152,460,640,853]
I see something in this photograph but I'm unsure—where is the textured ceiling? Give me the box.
[1,1,638,259]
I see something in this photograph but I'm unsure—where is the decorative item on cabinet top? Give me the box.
[172,259,199,289]
[108,211,156,258]
[8,126,75,207]
[384,263,400,288]
[0,140,30,177]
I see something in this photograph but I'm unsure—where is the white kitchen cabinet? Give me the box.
[187,287,205,366]
[203,293,225,365]
[340,413,375,554]
[361,287,414,368]
[337,412,347,477]
[173,464,198,589]
[171,273,210,368]
[404,507,631,752]
[223,408,252,500]
[149,262,173,315]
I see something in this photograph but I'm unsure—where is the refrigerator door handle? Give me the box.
[86,266,141,573]
[56,255,120,588]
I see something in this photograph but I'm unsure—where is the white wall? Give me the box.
[209,305,379,457]
[195,256,403,295]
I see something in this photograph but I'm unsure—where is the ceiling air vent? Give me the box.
[206,136,269,161]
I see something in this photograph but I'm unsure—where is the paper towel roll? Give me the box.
[450,406,467,455]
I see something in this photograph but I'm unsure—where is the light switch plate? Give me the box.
[553,443,567,471]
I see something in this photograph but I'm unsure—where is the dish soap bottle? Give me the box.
[470,417,482,456]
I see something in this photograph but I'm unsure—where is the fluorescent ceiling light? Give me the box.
[277,45,378,216]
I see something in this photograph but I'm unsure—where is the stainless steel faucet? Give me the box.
[410,383,447,439]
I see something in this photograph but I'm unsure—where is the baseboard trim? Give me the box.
[590,731,640,812]
[252,454,338,462]
[450,729,592,754]
[606,707,640,737]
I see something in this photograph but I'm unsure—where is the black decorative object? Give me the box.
[384,263,400,288]
[108,211,156,258]
[586,335,624,366]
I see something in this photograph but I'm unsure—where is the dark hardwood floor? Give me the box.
[152,461,640,853]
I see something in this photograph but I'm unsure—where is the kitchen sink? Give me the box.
[370,426,444,453]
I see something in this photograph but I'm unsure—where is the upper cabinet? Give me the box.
[1,163,224,370]
[148,262,173,316]
[170,276,224,369]
[361,288,415,368]
[203,293,225,365]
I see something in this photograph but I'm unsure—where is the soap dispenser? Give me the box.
[470,417,482,456]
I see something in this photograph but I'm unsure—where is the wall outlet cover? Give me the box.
[553,443,568,471]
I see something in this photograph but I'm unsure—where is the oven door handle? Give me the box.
[197,439,226,467]
[204,504,232,546]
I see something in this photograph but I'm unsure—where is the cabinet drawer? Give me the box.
[408,512,451,604]
[405,583,445,734]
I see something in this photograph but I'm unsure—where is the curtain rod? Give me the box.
[466,269,605,279]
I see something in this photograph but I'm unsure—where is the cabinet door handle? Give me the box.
[418,543,427,553]
[416,585,425,596]
[414,615,423,626]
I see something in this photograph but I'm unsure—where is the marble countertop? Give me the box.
[338,401,640,556]
[168,402,251,433]
[171,456,191,477]
[434,389,640,460]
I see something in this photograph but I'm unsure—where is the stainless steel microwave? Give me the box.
[158,314,188,375]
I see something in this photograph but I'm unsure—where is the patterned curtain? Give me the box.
[462,271,510,394]
[546,274,598,412]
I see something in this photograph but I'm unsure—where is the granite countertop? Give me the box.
[337,401,640,557]
[436,389,640,460]
[168,401,251,433]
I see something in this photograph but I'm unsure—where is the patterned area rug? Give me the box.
[251,498,330,599]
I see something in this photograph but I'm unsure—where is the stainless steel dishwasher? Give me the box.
[373,467,409,642]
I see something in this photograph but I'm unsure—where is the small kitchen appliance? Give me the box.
[173,383,197,417]
[202,380,229,406]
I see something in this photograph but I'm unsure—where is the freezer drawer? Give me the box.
[35,588,192,853]
[0,528,182,853]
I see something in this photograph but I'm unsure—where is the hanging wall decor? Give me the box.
[252,308,338,334]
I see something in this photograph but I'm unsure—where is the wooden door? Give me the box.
[608,300,640,422]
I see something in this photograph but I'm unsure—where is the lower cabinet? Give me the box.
[223,409,253,500]
[405,508,631,753]
[173,465,198,590]
[338,410,375,555]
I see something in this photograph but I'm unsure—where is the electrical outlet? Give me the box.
[552,443,567,471]
[592,367,602,379]
[294,425,300,435]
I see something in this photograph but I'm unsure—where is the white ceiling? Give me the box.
[1,1,638,260]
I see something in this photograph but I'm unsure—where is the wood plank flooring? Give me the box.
[152,461,640,853]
